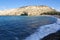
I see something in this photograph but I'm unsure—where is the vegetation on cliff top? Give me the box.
[41,11,60,15]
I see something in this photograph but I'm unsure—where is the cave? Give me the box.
[21,12,28,16]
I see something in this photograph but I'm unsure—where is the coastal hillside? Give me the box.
[0,5,56,16]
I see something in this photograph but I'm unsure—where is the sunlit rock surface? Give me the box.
[0,6,55,16]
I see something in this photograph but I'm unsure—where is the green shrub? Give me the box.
[41,11,60,15]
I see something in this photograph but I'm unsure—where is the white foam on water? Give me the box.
[24,18,60,40]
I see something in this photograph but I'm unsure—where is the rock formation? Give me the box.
[0,5,56,16]
[41,30,60,40]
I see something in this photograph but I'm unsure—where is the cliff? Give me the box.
[0,5,56,16]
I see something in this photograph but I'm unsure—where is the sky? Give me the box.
[0,0,60,11]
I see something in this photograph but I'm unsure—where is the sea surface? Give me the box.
[0,16,57,40]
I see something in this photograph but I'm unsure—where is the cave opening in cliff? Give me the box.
[21,12,28,16]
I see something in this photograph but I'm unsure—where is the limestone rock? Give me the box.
[0,5,56,16]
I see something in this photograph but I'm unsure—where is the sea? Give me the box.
[0,16,57,40]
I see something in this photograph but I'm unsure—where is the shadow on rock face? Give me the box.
[41,30,60,40]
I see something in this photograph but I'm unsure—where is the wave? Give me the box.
[24,16,60,40]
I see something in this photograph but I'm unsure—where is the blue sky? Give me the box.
[0,0,60,11]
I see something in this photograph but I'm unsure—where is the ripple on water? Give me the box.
[0,16,57,40]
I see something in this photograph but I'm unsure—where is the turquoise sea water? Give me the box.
[0,16,57,40]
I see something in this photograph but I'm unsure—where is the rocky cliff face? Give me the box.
[0,6,56,16]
